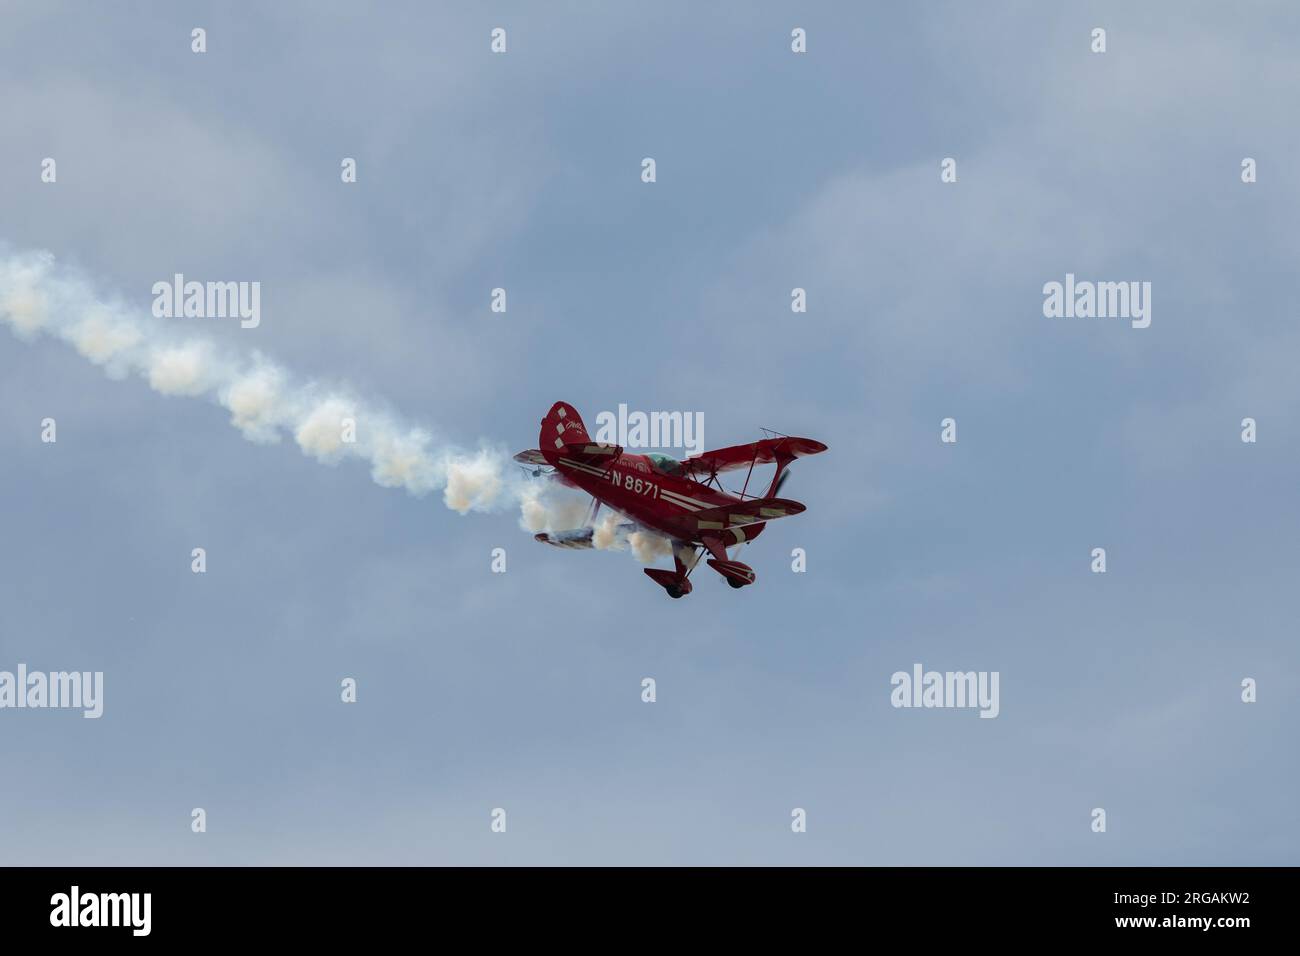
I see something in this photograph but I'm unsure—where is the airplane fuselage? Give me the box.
[551,451,764,549]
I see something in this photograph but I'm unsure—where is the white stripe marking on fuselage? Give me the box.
[558,458,609,478]
[659,491,707,512]
[557,459,725,514]
[660,489,716,510]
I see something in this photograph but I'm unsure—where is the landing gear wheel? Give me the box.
[666,585,685,599]
[728,578,745,589]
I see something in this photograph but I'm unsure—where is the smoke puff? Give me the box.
[0,253,52,337]
[148,341,217,396]
[69,304,143,368]
[518,483,589,533]
[220,361,285,443]
[294,397,357,461]
[370,429,436,493]
[443,447,511,514]
[592,512,625,551]
[628,530,673,564]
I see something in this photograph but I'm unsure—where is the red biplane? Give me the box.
[515,401,827,598]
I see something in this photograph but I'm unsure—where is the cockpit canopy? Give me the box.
[644,452,683,476]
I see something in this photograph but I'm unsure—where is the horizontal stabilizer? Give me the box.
[558,441,621,466]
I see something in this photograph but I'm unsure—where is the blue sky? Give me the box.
[1,1,1297,864]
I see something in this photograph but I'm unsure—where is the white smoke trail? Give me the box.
[0,248,513,514]
[2,247,687,565]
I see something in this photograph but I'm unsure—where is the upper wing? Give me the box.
[682,436,827,477]
[687,496,806,533]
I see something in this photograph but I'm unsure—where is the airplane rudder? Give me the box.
[540,401,590,450]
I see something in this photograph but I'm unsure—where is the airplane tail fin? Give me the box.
[540,401,591,451]
[539,401,622,467]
